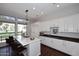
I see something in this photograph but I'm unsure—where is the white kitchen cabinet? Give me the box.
[44,37,52,47]
[40,36,79,56]
[51,39,65,52]
[41,36,46,45]
[52,39,79,56]
[41,36,52,47]
[41,36,65,51]
[26,40,40,56]
[16,36,41,56]
[64,41,79,56]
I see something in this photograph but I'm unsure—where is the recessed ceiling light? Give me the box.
[33,7,36,10]
[57,4,60,7]
[52,3,60,7]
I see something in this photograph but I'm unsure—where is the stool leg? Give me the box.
[9,46,11,56]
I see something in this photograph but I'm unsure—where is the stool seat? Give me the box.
[5,36,27,55]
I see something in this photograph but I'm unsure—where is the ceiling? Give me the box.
[0,3,79,23]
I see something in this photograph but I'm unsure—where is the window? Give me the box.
[17,24,26,35]
[0,22,15,42]
[0,15,27,43]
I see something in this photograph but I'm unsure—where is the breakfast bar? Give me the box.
[16,36,41,56]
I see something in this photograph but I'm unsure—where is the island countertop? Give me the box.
[16,36,40,46]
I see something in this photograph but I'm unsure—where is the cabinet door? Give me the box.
[27,40,40,56]
[45,37,53,47]
[40,36,52,47]
[51,39,65,52]
[47,38,54,48]
[40,36,46,45]
[64,41,79,56]
[40,37,65,53]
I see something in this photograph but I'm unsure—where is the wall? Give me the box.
[31,13,79,37]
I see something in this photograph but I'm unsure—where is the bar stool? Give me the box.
[5,38,11,56]
[8,36,27,55]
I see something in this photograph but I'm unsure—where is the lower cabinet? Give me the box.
[64,41,79,56]
[40,36,79,56]
[51,39,65,52]
[24,40,40,56]
[41,37,65,52]
[41,44,69,56]
[41,37,52,47]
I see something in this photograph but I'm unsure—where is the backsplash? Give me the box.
[50,24,79,32]
[31,13,79,36]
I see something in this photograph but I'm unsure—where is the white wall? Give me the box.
[31,13,79,37]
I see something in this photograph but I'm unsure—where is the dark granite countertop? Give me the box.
[40,32,79,43]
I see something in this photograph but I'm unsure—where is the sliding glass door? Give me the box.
[0,15,27,43]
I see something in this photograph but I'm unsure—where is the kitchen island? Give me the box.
[40,32,79,56]
[16,36,41,56]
